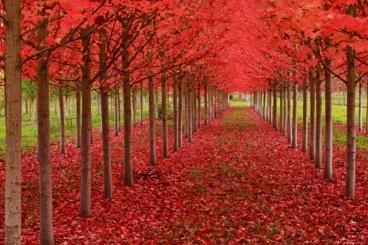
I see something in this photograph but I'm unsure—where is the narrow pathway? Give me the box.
[2,108,367,243]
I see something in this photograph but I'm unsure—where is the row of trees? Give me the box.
[1,0,235,244]
[232,1,368,199]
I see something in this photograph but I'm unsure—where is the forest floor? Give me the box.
[1,107,368,243]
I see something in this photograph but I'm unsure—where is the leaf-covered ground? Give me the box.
[1,108,368,243]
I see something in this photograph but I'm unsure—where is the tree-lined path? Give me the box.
[3,0,368,244]
[2,107,368,243]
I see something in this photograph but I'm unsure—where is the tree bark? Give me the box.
[358,82,362,132]
[204,84,208,125]
[59,88,65,154]
[324,60,333,180]
[287,86,292,143]
[161,75,169,158]
[132,88,137,126]
[366,83,368,131]
[37,16,54,244]
[140,81,144,126]
[315,69,322,168]
[187,83,193,142]
[178,80,183,147]
[80,30,92,218]
[272,85,277,129]
[76,91,81,148]
[279,87,283,132]
[4,1,22,243]
[302,80,308,153]
[346,47,357,197]
[173,75,179,151]
[114,89,119,136]
[148,76,156,165]
[101,91,112,198]
[197,84,201,128]
[292,83,298,149]
[309,71,316,161]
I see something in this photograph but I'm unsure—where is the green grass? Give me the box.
[230,94,368,149]
[230,100,250,108]
[0,93,150,153]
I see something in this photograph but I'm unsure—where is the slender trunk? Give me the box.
[302,80,308,153]
[292,83,298,149]
[161,75,169,158]
[4,1,22,243]
[173,76,179,151]
[178,80,183,147]
[366,83,368,131]
[121,28,134,185]
[80,30,92,218]
[346,47,356,197]
[315,69,322,168]
[118,88,121,132]
[272,85,277,129]
[204,84,208,125]
[76,92,81,148]
[98,29,112,198]
[263,90,266,119]
[59,88,65,154]
[287,86,292,143]
[114,89,119,136]
[279,88,283,131]
[187,83,193,142]
[283,87,287,135]
[37,17,54,244]
[132,88,137,126]
[358,82,362,131]
[140,81,144,126]
[309,71,316,161]
[197,84,201,128]
[100,91,112,198]
[148,76,156,165]
[324,60,333,180]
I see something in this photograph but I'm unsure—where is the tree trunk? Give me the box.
[173,76,179,151]
[161,75,169,158]
[80,29,92,218]
[59,88,65,154]
[37,17,54,244]
[358,82,362,131]
[287,86,292,143]
[324,60,333,180]
[118,88,121,132]
[279,87,283,132]
[4,1,22,243]
[302,80,308,153]
[292,83,298,149]
[187,83,193,142]
[315,69,322,168]
[132,88,137,126]
[148,76,156,165]
[366,83,368,131]
[114,89,119,136]
[197,84,201,128]
[272,85,277,129]
[140,81,144,126]
[346,47,357,198]
[204,84,208,125]
[309,71,316,161]
[101,91,112,198]
[178,80,183,147]
[76,91,81,148]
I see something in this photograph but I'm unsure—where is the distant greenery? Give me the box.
[0,85,150,153]
[229,92,368,149]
